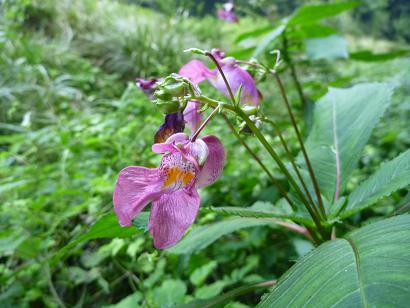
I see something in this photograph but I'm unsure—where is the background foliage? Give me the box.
[1,0,409,307]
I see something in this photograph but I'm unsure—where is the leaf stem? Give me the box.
[203,51,327,240]
[264,118,319,216]
[222,113,297,210]
[282,33,307,113]
[191,105,220,142]
[235,108,327,239]
[272,72,327,220]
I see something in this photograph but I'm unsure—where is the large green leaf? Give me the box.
[252,24,285,57]
[302,83,394,201]
[305,35,349,60]
[288,1,360,26]
[167,217,278,255]
[341,149,410,218]
[258,215,410,307]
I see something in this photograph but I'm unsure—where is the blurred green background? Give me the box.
[1,0,409,307]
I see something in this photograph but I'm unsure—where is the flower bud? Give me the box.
[155,98,182,114]
[155,74,189,98]
[242,105,259,116]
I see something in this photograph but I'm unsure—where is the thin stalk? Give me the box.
[200,280,277,308]
[45,264,66,308]
[272,72,327,220]
[236,107,326,239]
[282,33,306,112]
[265,118,318,215]
[191,106,220,141]
[222,113,296,210]
[205,51,237,104]
[204,51,326,239]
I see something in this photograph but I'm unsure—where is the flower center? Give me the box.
[159,152,197,191]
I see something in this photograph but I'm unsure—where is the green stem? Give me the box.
[282,33,306,113]
[191,106,220,142]
[203,51,326,240]
[200,280,277,308]
[222,113,297,210]
[272,72,327,220]
[236,107,326,239]
[264,118,318,216]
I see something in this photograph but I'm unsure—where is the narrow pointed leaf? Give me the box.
[341,149,410,218]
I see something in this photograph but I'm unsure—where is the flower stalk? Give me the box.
[204,51,327,240]
[271,72,326,220]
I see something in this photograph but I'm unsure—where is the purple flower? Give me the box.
[217,2,239,23]
[179,49,261,106]
[113,133,225,249]
[135,78,158,98]
[154,112,185,143]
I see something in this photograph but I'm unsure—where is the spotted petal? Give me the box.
[113,166,163,226]
[149,189,200,249]
[196,135,225,188]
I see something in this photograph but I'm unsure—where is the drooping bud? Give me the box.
[154,112,185,143]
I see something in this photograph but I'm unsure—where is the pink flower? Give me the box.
[179,49,261,132]
[217,2,239,23]
[113,133,225,249]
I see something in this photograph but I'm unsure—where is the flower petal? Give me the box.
[179,60,213,85]
[208,59,260,106]
[183,100,202,133]
[152,133,189,154]
[149,189,200,249]
[195,135,225,188]
[113,166,163,226]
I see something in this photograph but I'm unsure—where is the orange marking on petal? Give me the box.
[162,166,180,188]
[182,171,194,185]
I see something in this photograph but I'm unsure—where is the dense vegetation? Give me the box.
[1,0,409,307]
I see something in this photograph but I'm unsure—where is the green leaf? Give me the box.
[190,261,218,287]
[258,215,410,307]
[152,279,187,307]
[288,1,360,26]
[234,25,272,44]
[183,280,275,308]
[298,23,337,38]
[207,201,314,227]
[103,292,142,308]
[341,149,410,218]
[305,35,349,60]
[302,83,394,201]
[52,212,144,263]
[167,217,278,255]
[253,25,286,57]
[350,49,410,62]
